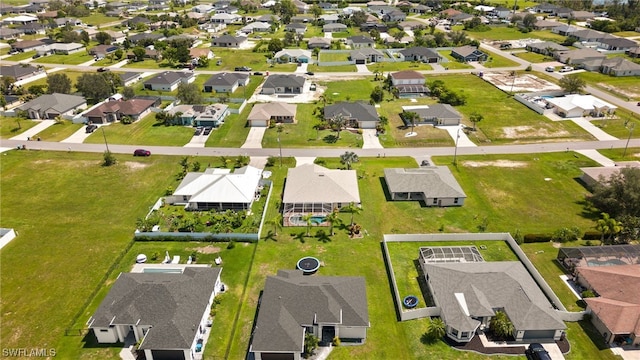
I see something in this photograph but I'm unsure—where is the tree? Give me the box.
[266,214,283,235]
[132,46,146,62]
[46,73,72,94]
[0,94,6,111]
[267,38,283,53]
[301,213,313,236]
[114,48,124,60]
[340,151,359,170]
[197,55,209,68]
[370,86,384,103]
[344,201,361,226]
[490,311,514,340]
[427,318,446,340]
[303,333,319,357]
[328,113,346,139]
[325,209,340,236]
[27,84,47,96]
[469,112,483,131]
[522,13,537,30]
[596,212,623,245]
[402,111,419,134]
[559,73,586,94]
[103,150,116,166]
[122,86,135,100]
[176,83,203,104]
[76,73,118,101]
[310,4,322,19]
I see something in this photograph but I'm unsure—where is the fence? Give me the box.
[382,233,582,323]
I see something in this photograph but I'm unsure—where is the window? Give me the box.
[454,198,459,204]
[433,198,438,204]
[99,329,109,333]
[451,328,459,337]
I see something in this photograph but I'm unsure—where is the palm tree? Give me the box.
[427,318,446,340]
[266,214,283,235]
[469,112,483,131]
[596,212,622,245]
[340,151,359,170]
[490,311,514,340]
[403,111,418,134]
[329,113,347,139]
[344,202,362,226]
[301,213,313,236]
[325,209,340,235]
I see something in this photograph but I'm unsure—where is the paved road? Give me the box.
[3,138,639,158]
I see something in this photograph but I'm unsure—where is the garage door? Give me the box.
[150,349,185,360]
[522,330,555,340]
[260,352,294,360]
[355,59,366,64]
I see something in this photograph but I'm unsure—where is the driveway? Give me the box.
[324,32,333,39]
[575,149,616,167]
[61,124,104,143]
[10,120,56,141]
[356,64,371,73]
[241,127,266,148]
[295,62,308,74]
[569,118,618,141]
[362,129,383,149]
[184,132,209,148]
[439,124,477,147]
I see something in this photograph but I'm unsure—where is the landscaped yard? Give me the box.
[205,104,252,148]
[437,51,474,69]
[597,147,640,161]
[25,70,85,89]
[591,109,640,139]
[34,52,96,65]
[426,74,596,144]
[368,61,433,72]
[32,120,83,141]
[512,51,553,63]
[466,27,567,42]
[4,50,36,62]
[307,63,357,72]
[320,78,378,102]
[0,117,37,138]
[83,113,194,146]
[319,51,351,62]
[482,48,520,68]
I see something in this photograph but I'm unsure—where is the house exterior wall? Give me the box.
[93,327,119,343]
[249,119,269,127]
[588,308,616,344]
[337,326,367,339]
[145,82,180,91]
[392,78,424,86]
[132,107,153,121]
[358,120,377,129]
[423,196,464,207]
[254,352,300,360]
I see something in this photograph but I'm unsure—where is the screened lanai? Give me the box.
[557,244,640,272]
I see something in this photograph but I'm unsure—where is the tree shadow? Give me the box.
[420,332,439,345]
[315,230,331,243]
[263,230,277,242]
[10,127,22,133]
[323,134,338,143]
[291,231,306,243]
[576,199,601,221]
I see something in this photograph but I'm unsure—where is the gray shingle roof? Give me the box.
[399,46,440,59]
[262,74,305,89]
[324,102,379,123]
[0,64,40,79]
[411,104,462,121]
[204,72,249,86]
[90,267,221,350]
[18,93,85,113]
[283,164,360,205]
[383,167,466,198]
[423,261,566,333]
[251,270,369,353]
[144,71,193,85]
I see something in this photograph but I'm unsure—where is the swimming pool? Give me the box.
[587,259,626,267]
[289,215,326,226]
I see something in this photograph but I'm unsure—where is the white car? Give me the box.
[559,66,574,73]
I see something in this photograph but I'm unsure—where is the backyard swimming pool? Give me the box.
[288,215,327,226]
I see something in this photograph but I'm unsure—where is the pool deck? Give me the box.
[284,213,329,227]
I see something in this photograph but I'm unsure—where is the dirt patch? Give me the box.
[463,160,528,168]
[502,125,569,139]
[124,161,149,170]
[482,72,561,92]
[194,245,222,254]
[597,82,639,99]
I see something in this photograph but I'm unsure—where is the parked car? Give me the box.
[525,343,551,360]
[203,126,212,135]
[310,83,317,91]
[421,160,430,166]
[97,67,109,72]
[194,126,203,135]
[235,66,251,71]
[253,71,263,76]
[85,124,98,133]
[545,66,554,72]
[32,54,41,59]
[133,149,151,156]
[306,71,314,76]
[559,66,574,73]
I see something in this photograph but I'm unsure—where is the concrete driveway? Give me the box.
[439,124,477,147]
[10,120,56,141]
[362,129,383,149]
[241,127,266,148]
[61,124,102,143]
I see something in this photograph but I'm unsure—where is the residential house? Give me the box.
[323,23,347,32]
[554,7,573,18]
[533,19,561,30]
[85,99,156,124]
[399,20,426,31]
[451,46,487,62]
[626,47,640,58]
[324,102,380,129]
[166,166,263,211]
[285,23,306,35]
[291,15,314,23]
[273,49,312,63]
[419,252,566,342]
[102,30,126,44]
[384,35,413,46]
[439,8,462,19]
[450,13,474,24]
[384,167,466,205]
[250,270,369,360]
[168,104,230,127]
[211,34,246,47]
[525,41,569,56]
[554,48,606,66]
[490,6,510,18]
[126,48,161,61]
[572,29,608,43]
[53,17,82,27]
[88,266,223,360]
[89,44,119,58]
[350,48,384,64]
[307,37,331,49]
[411,4,431,14]
[0,64,43,81]
[402,104,462,125]
[382,9,406,22]
[210,13,240,24]
[347,35,375,49]
[119,72,142,87]
[260,74,305,95]
[241,22,271,33]
[18,23,46,35]
[256,15,280,23]
[292,0,309,13]
[318,2,337,10]
[390,71,428,97]
[319,14,340,24]
[128,33,165,44]
[192,4,214,13]
[189,48,214,61]
[535,3,560,13]
[282,164,360,218]
[552,25,579,36]
[125,16,151,28]
[203,72,249,93]
[0,28,23,40]
[361,22,388,32]
[598,37,638,51]
[10,39,48,52]
[576,265,640,345]
[247,102,297,127]
[40,42,84,55]
[17,93,86,119]
[399,47,441,63]
[569,10,595,20]
[143,71,195,92]
[579,163,640,188]
[2,15,38,25]
[600,58,640,77]
[546,94,617,118]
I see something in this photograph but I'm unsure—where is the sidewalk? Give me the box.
[570,118,618,141]
[575,149,616,167]
[10,120,56,141]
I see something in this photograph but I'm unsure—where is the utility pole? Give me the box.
[453,126,461,166]
[101,127,110,152]
[277,125,283,167]
[623,123,635,158]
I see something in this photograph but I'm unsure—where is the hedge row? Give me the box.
[134,234,258,243]
[523,231,603,243]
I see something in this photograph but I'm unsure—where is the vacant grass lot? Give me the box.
[321,78,377,102]
[466,27,567,42]
[34,52,95,65]
[32,120,83,141]
[261,103,363,148]
[513,51,553,63]
[437,51,474,69]
[426,74,595,144]
[307,63,357,72]
[83,113,194,146]
[26,70,85,89]
[576,71,640,101]
[319,51,351,62]
[612,31,640,37]
[482,48,520,68]
[0,151,182,355]
[368,61,433,72]
[591,109,640,139]
[0,117,37,138]
[5,50,36,61]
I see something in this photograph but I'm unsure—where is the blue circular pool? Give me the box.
[297,256,320,274]
[403,295,419,309]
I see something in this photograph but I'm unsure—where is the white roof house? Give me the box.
[168,166,263,211]
[546,94,617,118]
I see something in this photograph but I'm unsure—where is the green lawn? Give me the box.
[205,104,252,147]
[122,58,169,69]
[80,13,121,26]
[83,113,194,146]
[0,117,37,138]
[612,31,640,37]
[591,109,640,139]
[482,48,520,68]
[307,64,357,72]
[466,27,567,42]
[319,51,351,62]
[0,151,184,355]
[437,51,474,69]
[576,72,640,101]
[368,61,433,72]
[32,120,83,142]
[5,50,36,61]
[321,78,377,102]
[34,52,95,65]
[207,49,297,72]
[513,51,553,63]
[426,74,596,144]
[261,103,363,148]
[598,147,640,161]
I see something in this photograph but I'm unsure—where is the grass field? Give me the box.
[482,48,521,68]
[0,117,37,138]
[320,78,377,102]
[32,120,84,141]
[576,72,640,101]
[26,70,86,89]
[591,109,640,139]
[319,51,350,62]
[83,113,194,146]
[597,147,640,161]
[425,74,596,144]
[612,31,640,37]
[80,13,118,26]
[368,61,433,72]
[307,64,357,72]
[437,51,474,69]
[512,51,553,63]
[34,52,95,65]
[466,27,567,42]
[205,104,252,147]
[5,50,36,61]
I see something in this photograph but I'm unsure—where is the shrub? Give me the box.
[523,233,553,243]
[265,156,276,167]
[581,289,596,298]
[227,240,236,249]
[332,336,341,346]
[582,231,602,240]
[513,229,524,244]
